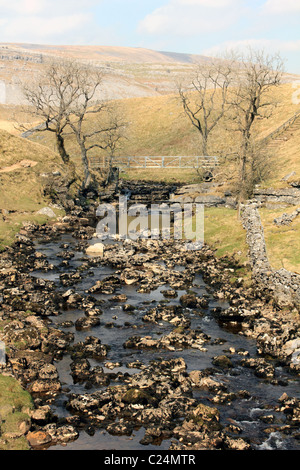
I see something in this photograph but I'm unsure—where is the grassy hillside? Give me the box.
[20,83,300,186]
[0,129,66,249]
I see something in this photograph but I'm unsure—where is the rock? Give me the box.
[122,388,157,406]
[224,436,251,450]
[28,379,61,395]
[180,294,198,308]
[43,424,79,444]
[86,243,104,256]
[27,430,52,448]
[70,336,109,360]
[31,406,52,424]
[37,207,56,218]
[75,317,101,331]
[38,364,59,380]
[212,355,233,369]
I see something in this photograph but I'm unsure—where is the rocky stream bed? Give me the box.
[0,183,299,451]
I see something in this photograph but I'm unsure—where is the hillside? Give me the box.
[0,129,66,249]
[0,43,212,104]
[21,82,300,274]
[1,42,299,105]
[0,43,212,64]
[21,82,300,186]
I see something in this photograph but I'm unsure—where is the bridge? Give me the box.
[89,155,219,170]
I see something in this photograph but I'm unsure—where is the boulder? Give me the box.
[86,243,105,256]
[37,207,56,218]
[27,430,52,448]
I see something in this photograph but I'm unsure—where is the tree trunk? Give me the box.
[239,131,251,202]
[56,133,70,165]
[202,135,208,156]
[80,146,91,190]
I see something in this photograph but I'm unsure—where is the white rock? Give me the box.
[37,207,56,218]
[86,243,105,256]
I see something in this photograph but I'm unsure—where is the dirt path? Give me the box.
[0,159,38,173]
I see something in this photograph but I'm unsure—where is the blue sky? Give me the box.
[0,0,299,73]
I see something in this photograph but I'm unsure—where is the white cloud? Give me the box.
[0,0,100,43]
[262,0,300,15]
[4,14,91,41]
[138,0,244,36]
[176,0,237,6]
[202,38,300,57]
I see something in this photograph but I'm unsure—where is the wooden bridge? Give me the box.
[89,155,219,170]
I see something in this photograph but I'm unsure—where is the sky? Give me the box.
[0,0,299,73]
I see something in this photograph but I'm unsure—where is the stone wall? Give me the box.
[241,203,300,310]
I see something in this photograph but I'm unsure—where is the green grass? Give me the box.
[204,207,248,263]
[202,207,300,275]
[0,375,33,450]
[260,207,300,273]
[203,207,251,283]
[0,210,65,251]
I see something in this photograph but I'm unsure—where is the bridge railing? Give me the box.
[89,155,219,169]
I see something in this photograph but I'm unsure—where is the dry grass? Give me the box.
[0,129,66,249]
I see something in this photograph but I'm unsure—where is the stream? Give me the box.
[29,230,300,451]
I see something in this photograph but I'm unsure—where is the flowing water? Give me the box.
[30,233,300,451]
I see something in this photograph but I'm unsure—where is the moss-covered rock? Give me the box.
[122,388,156,406]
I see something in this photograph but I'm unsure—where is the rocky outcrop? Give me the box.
[253,188,300,207]
[274,208,300,226]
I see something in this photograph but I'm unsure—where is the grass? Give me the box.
[203,206,300,275]
[260,207,300,273]
[0,375,33,450]
[204,207,248,261]
[0,129,67,249]
[3,82,296,187]
[0,213,61,251]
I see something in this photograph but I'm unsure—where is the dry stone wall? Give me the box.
[241,203,300,311]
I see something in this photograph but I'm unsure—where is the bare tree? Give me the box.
[67,95,126,190]
[22,59,88,165]
[178,60,234,156]
[228,48,284,200]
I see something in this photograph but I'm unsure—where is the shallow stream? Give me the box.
[31,233,300,451]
